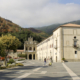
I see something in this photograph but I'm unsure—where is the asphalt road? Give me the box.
[0,60,80,80]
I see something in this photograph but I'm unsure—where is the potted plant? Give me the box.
[62,58,65,62]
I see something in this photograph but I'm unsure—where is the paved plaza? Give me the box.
[0,60,80,80]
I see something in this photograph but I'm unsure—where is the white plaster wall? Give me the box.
[63,27,80,61]
[8,52,18,58]
[37,35,54,61]
[53,28,61,62]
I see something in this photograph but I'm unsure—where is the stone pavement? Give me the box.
[0,60,80,80]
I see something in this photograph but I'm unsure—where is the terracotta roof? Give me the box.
[17,50,24,52]
[60,23,80,27]
[8,50,24,52]
[37,23,80,46]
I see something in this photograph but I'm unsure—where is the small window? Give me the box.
[74,36,76,39]
[26,47,27,50]
[29,47,32,50]
[75,51,77,54]
[34,47,35,51]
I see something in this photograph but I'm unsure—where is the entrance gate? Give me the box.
[29,54,32,59]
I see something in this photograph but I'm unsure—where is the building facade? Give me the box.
[8,50,24,58]
[37,36,54,61]
[37,23,80,62]
[24,37,38,60]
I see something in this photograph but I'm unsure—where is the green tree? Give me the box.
[0,39,6,57]
[0,34,21,66]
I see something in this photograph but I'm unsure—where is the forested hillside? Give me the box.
[36,20,80,35]
[0,17,49,49]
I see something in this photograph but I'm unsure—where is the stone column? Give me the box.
[32,47,33,51]
[28,46,29,51]
[32,54,33,60]
[27,53,29,60]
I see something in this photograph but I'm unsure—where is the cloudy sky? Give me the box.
[0,0,80,28]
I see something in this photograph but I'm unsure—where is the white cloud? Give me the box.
[0,0,80,27]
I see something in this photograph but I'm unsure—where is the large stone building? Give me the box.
[24,37,38,60]
[37,23,80,62]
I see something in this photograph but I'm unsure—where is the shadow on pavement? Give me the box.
[5,65,49,70]
[0,75,72,80]
[21,76,72,80]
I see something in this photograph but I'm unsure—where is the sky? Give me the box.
[0,0,80,28]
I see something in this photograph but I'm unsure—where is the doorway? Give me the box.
[29,54,32,59]
[33,54,35,59]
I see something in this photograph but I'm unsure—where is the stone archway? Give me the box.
[33,54,35,59]
[29,54,32,59]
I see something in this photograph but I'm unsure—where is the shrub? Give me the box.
[7,63,10,66]
[62,58,65,61]
[7,65,16,68]
[8,59,15,64]
[16,63,24,66]
[18,54,27,58]
[0,67,6,69]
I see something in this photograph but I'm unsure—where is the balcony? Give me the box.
[73,39,78,41]
[73,44,79,48]
[25,50,36,52]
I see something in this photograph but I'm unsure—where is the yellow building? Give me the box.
[24,37,38,60]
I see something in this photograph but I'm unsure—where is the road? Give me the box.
[0,60,80,80]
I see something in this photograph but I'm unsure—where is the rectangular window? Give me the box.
[74,41,77,46]
[75,51,77,54]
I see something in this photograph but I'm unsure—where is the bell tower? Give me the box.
[28,36,33,41]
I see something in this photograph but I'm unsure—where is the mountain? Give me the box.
[0,16,49,49]
[0,16,49,38]
[35,20,80,35]
[27,28,49,38]
[28,28,42,33]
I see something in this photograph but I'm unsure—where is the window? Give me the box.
[73,36,77,47]
[74,36,76,39]
[74,41,77,46]
[29,47,32,50]
[26,47,27,50]
[75,51,77,54]
[34,47,35,51]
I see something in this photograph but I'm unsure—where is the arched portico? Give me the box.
[33,54,35,59]
[29,54,32,59]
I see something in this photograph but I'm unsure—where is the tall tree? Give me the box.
[0,39,6,57]
[0,34,21,66]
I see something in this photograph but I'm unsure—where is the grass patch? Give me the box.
[0,63,24,70]
[16,63,24,66]
[18,59,25,61]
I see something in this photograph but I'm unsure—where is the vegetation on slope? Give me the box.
[0,17,49,49]
[36,20,80,35]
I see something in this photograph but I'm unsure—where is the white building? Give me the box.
[37,23,80,62]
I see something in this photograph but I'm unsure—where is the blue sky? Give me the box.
[54,0,80,4]
[0,0,80,28]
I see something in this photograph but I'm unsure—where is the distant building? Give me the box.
[8,50,24,58]
[24,37,38,60]
[37,23,80,62]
